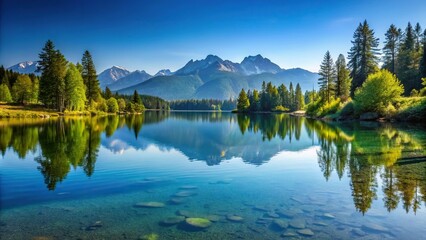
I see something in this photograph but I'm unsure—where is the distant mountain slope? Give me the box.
[108,70,152,91]
[154,69,172,77]
[7,61,39,75]
[240,54,282,75]
[98,66,131,88]
[118,75,204,100]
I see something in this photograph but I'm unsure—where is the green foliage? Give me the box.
[170,99,235,110]
[354,70,404,114]
[12,75,33,104]
[306,97,341,118]
[132,90,142,104]
[97,98,108,112]
[335,54,352,101]
[237,89,250,112]
[106,97,119,113]
[126,102,135,113]
[295,83,305,110]
[338,100,354,117]
[0,83,12,102]
[65,63,86,111]
[104,86,113,99]
[134,103,145,113]
[395,97,426,121]
[117,98,126,112]
[382,24,401,74]
[271,105,289,112]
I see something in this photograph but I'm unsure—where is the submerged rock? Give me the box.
[134,202,165,208]
[297,229,314,236]
[322,213,336,219]
[168,197,186,205]
[139,233,159,240]
[173,190,197,197]
[272,219,289,229]
[206,215,221,222]
[312,221,328,226]
[281,231,298,237]
[253,205,270,212]
[86,221,102,231]
[289,219,306,229]
[265,212,279,218]
[226,214,244,222]
[179,185,198,190]
[185,218,212,228]
[176,210,195,218]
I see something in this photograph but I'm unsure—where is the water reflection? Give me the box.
[1,112,426,214]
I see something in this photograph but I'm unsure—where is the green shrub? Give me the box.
[106,97,119,113]
[395,97,426,121]
[338,100,354,117]
[272,105,289,112]
[354,69,404,114]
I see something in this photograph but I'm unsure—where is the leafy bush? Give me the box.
[354,70,404,114]
[106,97,119,113]
[337,100,354,117]
[272,105,289,112]
[395,97,426,122]
[306,97,341,118]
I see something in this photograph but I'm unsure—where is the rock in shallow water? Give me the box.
[173,190,197,197]
[226,214,244,222]
[297,228,314,236]
[272,219,289,229]
[289,219,306,229]
[134,202,165,208]
[185,218,212,228]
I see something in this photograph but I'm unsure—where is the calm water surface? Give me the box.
[1,112,425,239]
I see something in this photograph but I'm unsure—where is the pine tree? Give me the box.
[12,75,33,104]
[104,86,113,99]
[65,63,86,111]
[420,29,426,79]
[289,82,295,110]
[318,51,336,102]
[132,90,142,104]
[382,24,401,74]
[348,20,380,95]
[335,54,352,101]
[37,40,67,111]
[278,84,290,108]
[294,83,304,110]
[414,23,422,51]
[250,89,260,111]
[397,22,422,94]
[237,89,250,112]
[82,50,100,105]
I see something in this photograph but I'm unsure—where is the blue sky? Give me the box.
[1,0,426,74]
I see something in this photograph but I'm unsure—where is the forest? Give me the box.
[235,20,426,121]
[0,40,149,114]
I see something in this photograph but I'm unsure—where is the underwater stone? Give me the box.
[289,219,306,229]
[134,202,165,208]
[185,218,212,228]
[206,215,221,222]
[178,185,198,190]
[226,214,244,222]
[297,228,314,236]
[272,219,289,229]
[173,190,197,197]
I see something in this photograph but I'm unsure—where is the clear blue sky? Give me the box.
[1,0,425,74]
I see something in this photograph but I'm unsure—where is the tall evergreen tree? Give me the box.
[294,83,304,110]
[132,90,141,104]
[104,86,113,99]
[289,82,295,110]
[318,51,336,102]
[278,84,290,108]
[397,22,422,94]
[382,24,401,74]
[250,89,260,111]
[347,20,380,94]
[237,89,250,112]
[335,54,352,101]
[420,29,426,79]
[37,40,68,111]
[81,50,100,105]
[414,23,422,51]
[0,83,12,102]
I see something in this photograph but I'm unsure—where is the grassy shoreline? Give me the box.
[0,104,145,118]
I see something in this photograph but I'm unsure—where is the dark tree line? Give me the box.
[170,99,236,111]
[236,81,304,112]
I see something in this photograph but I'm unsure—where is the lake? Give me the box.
[1,112,425,239]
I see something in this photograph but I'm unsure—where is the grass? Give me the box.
[0,104,92,118]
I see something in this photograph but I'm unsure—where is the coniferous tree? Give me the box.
[414,23,422,51]
[38,40,68,110]
[289,82,295,110]
[318,51,336,102]
[132,90,142,104]
[295,83,304,110]
[348,20,380,94]
[104,86,113,99]
[82,50,100,105]
[250,89,260,111]
[335,54,352,101]
[237,89,250,112]
[12,75,33,104]
[397,22,422,94]
[420,29,426,79]
[278,84,290,108]
[382,24,401,74]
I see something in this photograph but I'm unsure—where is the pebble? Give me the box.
[185,218,212,228]
[226,214,244,222]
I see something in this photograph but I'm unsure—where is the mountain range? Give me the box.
[7,55,319,100]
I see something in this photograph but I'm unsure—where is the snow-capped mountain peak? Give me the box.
[7,61,39,75]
